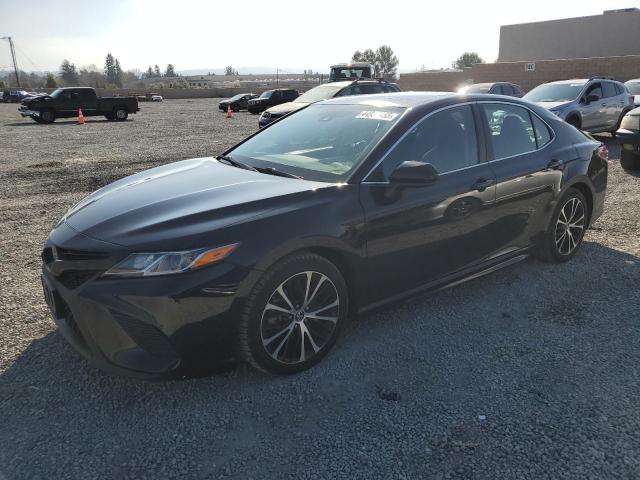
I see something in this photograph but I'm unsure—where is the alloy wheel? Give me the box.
[554,197,585,255]
[260,271,339,365]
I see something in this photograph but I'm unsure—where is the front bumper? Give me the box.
[41,222,254,378]
[258,115,280,128]
[248,103,267,114]
[19,108,39,117]
[616,128,640,151]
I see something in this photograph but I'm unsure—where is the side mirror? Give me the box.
[388,161,439,186]
[585,94,599,104]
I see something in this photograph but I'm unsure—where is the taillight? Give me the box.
[596,144,609,162]
[630,96,634,104]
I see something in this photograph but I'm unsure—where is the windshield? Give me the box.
[230,93,249,101]
[229,104,403,182]
[524,83,585,102]
[259,90,273,99]
[295,85,346,104]
[330,67,371,81]
[625,81,640,95]
[50,89,66,98]
[460,84,491,94]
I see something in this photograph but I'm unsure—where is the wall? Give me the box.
[399,55,640,93]
[498,9,640,62]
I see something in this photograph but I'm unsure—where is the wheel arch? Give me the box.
[563,178,594,225]
[565,111,582,128]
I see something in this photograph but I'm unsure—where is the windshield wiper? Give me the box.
[216,155,257,172]
[254,166,302,179]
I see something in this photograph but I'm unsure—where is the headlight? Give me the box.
[621,113,640,131]
[104,244,238,277]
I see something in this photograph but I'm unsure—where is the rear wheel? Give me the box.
[40,110,55,124]
[114,107,128,121]
[536,188,588,263]
[238,252,348,374]
[620,150,640,171]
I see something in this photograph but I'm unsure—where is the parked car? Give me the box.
[41,92,607,377]
[19,87,139,123]
[624,79,640,107]
[218,93,258,112]
[524,77,634,133]
[247,89,299,114]
[137,93,163,102]
[1,89,32,103]
[259,79,400,127]
[616,107,640,170]
[458,82,524,97]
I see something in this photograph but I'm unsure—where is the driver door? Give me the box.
[581,82,604,131]
[359,104,497,304]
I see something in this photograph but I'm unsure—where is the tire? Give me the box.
[113,107,128,121]
[620,150,640,171]
[32,116,44,124]
[566,115,581,130]
[536,188,589,263]
[40,110,55,124]
[238,252,348,374]
[104,114,115,121]
[232,103,240,112]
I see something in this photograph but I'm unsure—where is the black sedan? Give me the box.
[218,93,258,112]
[41,92,608,378]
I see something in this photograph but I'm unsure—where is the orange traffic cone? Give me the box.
[77,108,85,125]
[226,104,233,119]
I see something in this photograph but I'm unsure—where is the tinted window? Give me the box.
[585,82,602,100]
[501,85,514,95]
[370,105,479,180]
[602,82,617,98]
[513,86,523,96]
[384,85,400,93]
[531,115,552,148]
[614,83,623,95]
[354,84,384,95]
[482,104,536,159]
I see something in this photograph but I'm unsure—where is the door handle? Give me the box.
[471,178,494,192]
[546,159,563,170]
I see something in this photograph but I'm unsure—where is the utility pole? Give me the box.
[1,37,20,87]
[276,68,279,88]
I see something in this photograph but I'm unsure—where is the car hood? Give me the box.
[265,101,308,115]
[534,101,572,110]
[62,157,330,249]
[21,94,50,105]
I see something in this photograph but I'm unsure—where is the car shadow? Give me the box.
[4,119,130,127]
[1,241,639,478]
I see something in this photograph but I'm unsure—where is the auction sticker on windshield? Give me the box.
[356,111,399,121]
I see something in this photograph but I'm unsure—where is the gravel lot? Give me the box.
[1,99,639,480]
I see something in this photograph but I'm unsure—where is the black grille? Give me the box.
[56,247,110,262]
[57,270,99,290]
[111,311,177,358]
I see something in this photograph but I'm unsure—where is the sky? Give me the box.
[0,0,638,74]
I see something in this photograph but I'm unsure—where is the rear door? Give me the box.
[78,89,98,115]
[478,102,572,254]
[360,104,497,303]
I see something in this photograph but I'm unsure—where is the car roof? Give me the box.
[320,91,455,108]
[625,78,640,83]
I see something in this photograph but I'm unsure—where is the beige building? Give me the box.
[498,8,640,62]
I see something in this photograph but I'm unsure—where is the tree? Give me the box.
[224,66,238,76]
[165,64,176,77]
[452,52,485,69]
[376,45,398,81]
[0,80,5,89]
[154,64,161,77]
[45,73,58,88]
[352,46,398,80]
[145,66,154,78]
[114,59,124,87]
[60,59,79,86]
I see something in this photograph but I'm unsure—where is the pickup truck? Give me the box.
[18,87,139,123]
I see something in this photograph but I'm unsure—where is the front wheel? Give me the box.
[40,110,55,124]
[621,150,640,171]
[238,252,348,374]
[536,188,589,263]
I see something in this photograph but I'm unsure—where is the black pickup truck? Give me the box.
[19,87,139,123]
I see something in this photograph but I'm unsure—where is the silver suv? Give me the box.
[524,78,634,133]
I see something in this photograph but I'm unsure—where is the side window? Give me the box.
[602,82,617,98]
[502,85,514,95]
[359,84,384,95]
[369,105,479,181]
[531,114,552,148]
[513,86,524,96]
[481,103,536,159]
[585,82,602,100]
[335,87,355,97]
[614,83,623,95]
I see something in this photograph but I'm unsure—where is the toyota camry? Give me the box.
[41,92,608,377]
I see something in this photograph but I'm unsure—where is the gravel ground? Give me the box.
[1,99,639,480]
